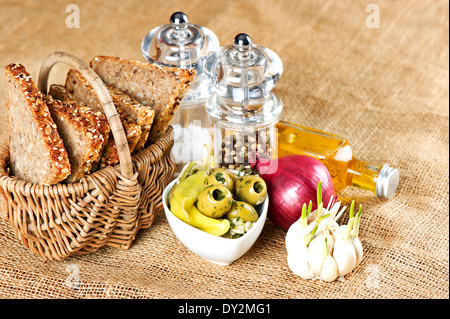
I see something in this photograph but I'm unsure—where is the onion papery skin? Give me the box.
[253,155,336,231]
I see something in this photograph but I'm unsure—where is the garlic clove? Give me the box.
[285,219,303,252]
[287,245,315,279]
[286,221,315,253]
[320,255,339,282]
[307,233,333,276]
[286,202,314,253]
[351,237,363,266]
[333,238,357,276]
[285,221,301,252]
[350,204,363,266]
[307,236,325,276]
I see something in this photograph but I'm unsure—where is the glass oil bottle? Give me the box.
[276,121,399,199]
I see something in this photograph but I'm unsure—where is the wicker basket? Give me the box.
[0,51,176,261]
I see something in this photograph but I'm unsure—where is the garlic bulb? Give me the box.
[285,192,364,282]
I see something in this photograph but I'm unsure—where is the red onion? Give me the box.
[250,154,336,231]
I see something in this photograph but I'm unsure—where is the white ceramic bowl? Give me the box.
[162,177,268,266]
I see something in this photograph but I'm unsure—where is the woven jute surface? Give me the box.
[0,0,448,299]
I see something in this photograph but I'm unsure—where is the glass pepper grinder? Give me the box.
[205,33,283,171]
[141,12,220,172]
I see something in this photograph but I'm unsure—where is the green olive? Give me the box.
[205,170,234,193]
[226,201,259,223]
[212,168,238,184]
[235,175,268,206]
[196,184,233,218]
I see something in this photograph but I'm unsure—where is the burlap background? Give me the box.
[0,0,448,299]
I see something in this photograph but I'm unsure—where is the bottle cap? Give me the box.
[141,12,220,105]
[376,164,400,199]
[204,33,283,125]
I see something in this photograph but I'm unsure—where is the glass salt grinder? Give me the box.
[141,12,220,173]
[204,33,283,172]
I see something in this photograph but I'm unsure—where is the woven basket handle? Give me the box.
[37,51,133,180]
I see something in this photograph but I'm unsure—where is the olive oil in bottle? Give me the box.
[276,121,399,199]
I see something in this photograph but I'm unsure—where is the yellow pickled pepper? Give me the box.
[169,170,230,236]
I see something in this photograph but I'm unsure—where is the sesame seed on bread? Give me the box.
[89,56,196,143]
[64,69,142,167]
[105,84,155,152]
[44,93,110,183]
[5,63,71,185]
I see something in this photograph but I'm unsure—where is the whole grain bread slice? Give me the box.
[65,69,142,154]
[48,83,80,105]
[49,84,120,170]
[5,63,71,185]
[105,84,155,152]
[89,56,196,143]
[49,84,110,145]
[44,94,110,183]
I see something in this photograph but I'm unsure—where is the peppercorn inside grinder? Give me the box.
[204,33,283,170]
[141,12,220,172]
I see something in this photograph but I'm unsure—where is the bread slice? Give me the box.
[65,69,142,154]
[89,56,196,143]
[48,83,79,105]
[5,63,71,185]
[49,84,110,140]
[52,81,154,154]
[44,94,110,183]
[48,84,120,170]
[98,136,119,168]
[105,84,155,152]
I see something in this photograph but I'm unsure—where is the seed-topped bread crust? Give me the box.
[89,56,196,143]
[48,83,79,105]
[105,84,155,127]
[98,136,119,168]
[44,94,110,183]
[49,84,110,144]
[65,69,142,148]
[48,84,122,170]
[5,63,71,185]
[64,69,142,167]
[105,84,155,152]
